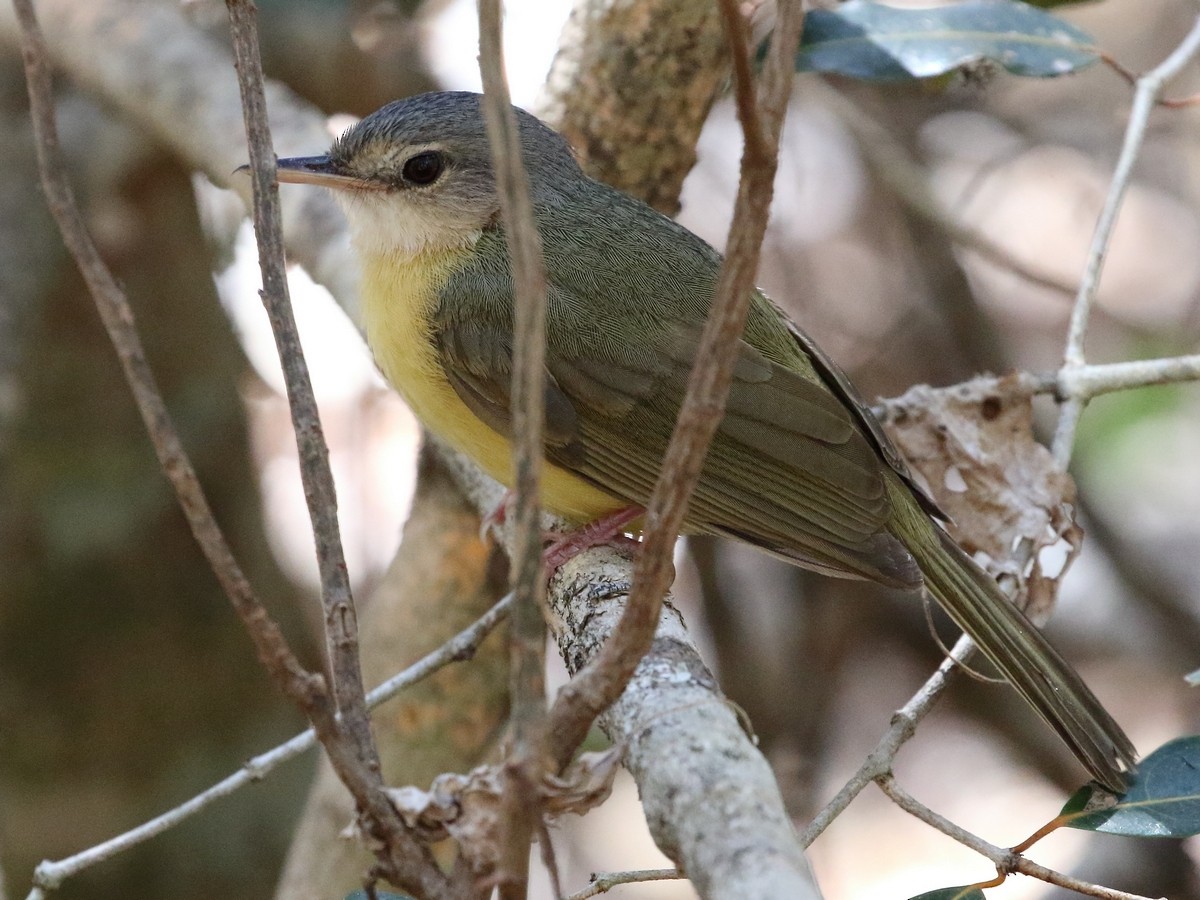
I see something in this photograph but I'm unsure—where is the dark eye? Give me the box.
[402,151,445,185]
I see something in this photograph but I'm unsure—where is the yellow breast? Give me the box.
[359,247,624,523]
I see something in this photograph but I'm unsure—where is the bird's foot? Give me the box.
[479,489,514,542]
[543,506,643,577]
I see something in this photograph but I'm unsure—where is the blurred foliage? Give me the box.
[0,152,310,898]
[256,0,436,115]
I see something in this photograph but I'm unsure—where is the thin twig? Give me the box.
[798,634,971,846]
[224,2,450,894]
[1056,354,1200,401]
[1053,15,1200,467]
[867,354,1200,425]
[224,0,376,776]
[13,0,319,740]
[542,0,808,772]
[17,0,448,893]
[14,0,326,868]
[27,594,511,892]
[477,1,550,895]
[565,867,683,900]
[876,776,1161,900]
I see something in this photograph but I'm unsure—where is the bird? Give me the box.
[272,90,1136,792]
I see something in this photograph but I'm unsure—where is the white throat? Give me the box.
[335,191,483,260]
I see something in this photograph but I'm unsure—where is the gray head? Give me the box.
[275,91,583,257]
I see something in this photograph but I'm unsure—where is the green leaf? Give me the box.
[910,887,988,900]
[1061,736,1200,837]
[344,891,413,900]
[795,0,1100,81]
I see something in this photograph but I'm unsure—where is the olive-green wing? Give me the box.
[433,286,920,589]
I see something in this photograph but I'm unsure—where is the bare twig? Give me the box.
[224,0,376,775]
[16,0,448,894]
[867,355,1200,424]
[223,3,458,894]
[1101,50,1200,108]
[1053,15,1200,467]
[876,776,1161,900]
[542,0,808,772]
[13,0,317,742]
[799,634,971,846]
[1056,354,1200,401]
[27,594,511,892]
[477,1,550,895]
[564,867,683,899]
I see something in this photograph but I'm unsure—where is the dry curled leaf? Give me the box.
[541,746,623,816]
[878,377,1082,623]
[386,766,504,876]
[383,748,623,877]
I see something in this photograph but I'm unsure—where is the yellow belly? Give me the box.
[360,248,624,522]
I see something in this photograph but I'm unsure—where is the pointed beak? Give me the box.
[270,155,362,190]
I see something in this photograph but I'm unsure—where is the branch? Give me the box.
[443,437,822,895]
[799,634,971,846]
[275,447,510,898]
[564,867,682,899]
[221,4,458,894]
[13,0,325,787]
[550,546,820,898]
[876,776,1162,900]
[1052,14,1200,467]
[1056,354,1200,401]
[224,0,376,784]
[538,0,730,214]
[13,0,452,892]
[477,1,551,894]
[868,354,1200,425]
[28,593,510,895]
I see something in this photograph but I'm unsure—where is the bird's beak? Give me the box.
[272,155,362,190]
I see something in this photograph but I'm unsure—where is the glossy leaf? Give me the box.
[1061,736,1200,837]
[795,0,1099,81]
[910,886,988,900]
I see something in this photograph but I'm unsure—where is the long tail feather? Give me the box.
[912,519,1136,792]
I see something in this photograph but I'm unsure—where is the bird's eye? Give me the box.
[401,151,445,185]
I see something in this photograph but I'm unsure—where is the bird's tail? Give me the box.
[909,513,1136,793]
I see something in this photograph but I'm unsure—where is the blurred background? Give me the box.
[1,0,1199,897]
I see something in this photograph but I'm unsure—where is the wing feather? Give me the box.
[431,191,922,587]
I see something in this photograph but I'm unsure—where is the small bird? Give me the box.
[274,90,1135,791]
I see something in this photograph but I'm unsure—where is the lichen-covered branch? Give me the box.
[539,0,730,215]
[439,448,822,899]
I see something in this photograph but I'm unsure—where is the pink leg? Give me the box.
[543,506,644,575]
[479,489,514,542]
